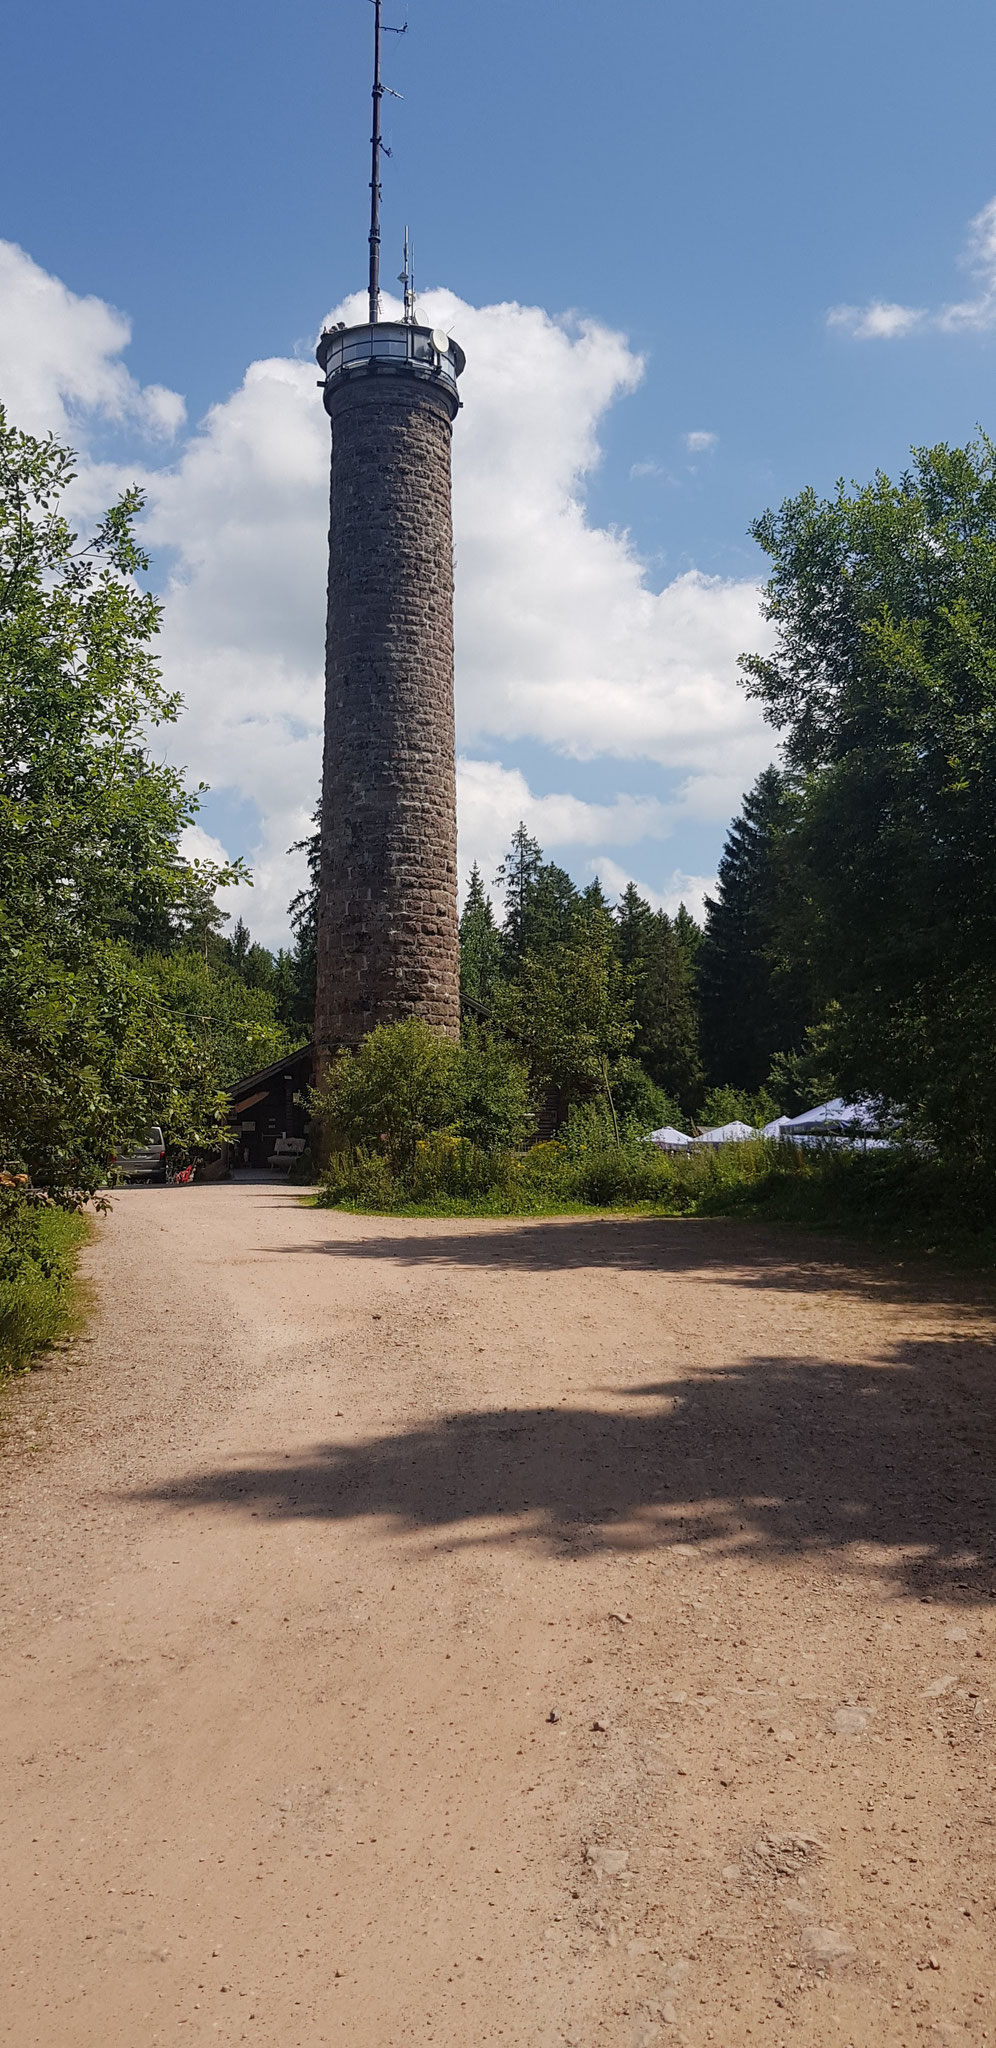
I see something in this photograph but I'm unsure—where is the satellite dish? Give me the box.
[430,328,450,354]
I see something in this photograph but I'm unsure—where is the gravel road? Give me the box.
[2,1182,996,2047]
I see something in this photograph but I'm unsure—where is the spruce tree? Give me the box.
[459,864,503,1006]
[637,910,703,1110]
[494,822,543,964]
[612,888,703,1111]
[698,767,809,1090]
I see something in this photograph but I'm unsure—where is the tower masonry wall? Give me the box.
[315,373,461,1056]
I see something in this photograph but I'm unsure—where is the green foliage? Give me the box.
[459,864,502,1006]
[612,885,702,1109]
[563,1061,683,1153]
[317,1130,795,1220]
[609,1057,684,1136]
[698,768,812,1091]
[315,1019,459,1172]
[454,1023,535,1150]
[0,937,296,1190]
[145,953,294,1088]
[286,802,321,1029]
[698,1084,781,1130]
[743,435,996,1161]
[0,411,285,1207]
[766,1012,841,1116]
[0,409,244,956]
[493,822,544,964]
[0,1186,87,1381]
[314,1018,534,1174]
[490,927,633,1105]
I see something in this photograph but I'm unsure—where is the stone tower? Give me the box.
[313,317,465,1057]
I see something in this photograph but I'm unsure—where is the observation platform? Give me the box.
[316,321,465,419]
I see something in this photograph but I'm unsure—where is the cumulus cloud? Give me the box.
[589,856,716,925]
[0,249,773,947]
[683,429,718,452]
[0,240,185,440]
[455,756,670,898]
[828,194,996,340]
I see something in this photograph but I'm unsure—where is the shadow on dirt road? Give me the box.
[133,1334,996,1601]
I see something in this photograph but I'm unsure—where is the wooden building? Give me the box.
[228,1045,314,1169]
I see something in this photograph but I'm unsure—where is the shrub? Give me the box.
[315,1018,459,1172]
[321,1147,398,1211]
[454,1026,535,1150]
[610,1058,684,1137]
[0,1182,87,1380]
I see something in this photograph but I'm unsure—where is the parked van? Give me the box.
[112,1128,166,1181]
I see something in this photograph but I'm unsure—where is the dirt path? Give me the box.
[2,1185,996,2048]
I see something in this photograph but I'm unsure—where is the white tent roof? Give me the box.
[761,1115,792,1136]
[786,1096,878,1132]
[646,1125,692,1147]
[695,1120,758,1143]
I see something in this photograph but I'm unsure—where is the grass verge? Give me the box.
[0,1205,90,1384]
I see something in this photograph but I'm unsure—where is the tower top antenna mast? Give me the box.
[367,0,406,324]
[367,0,383,323]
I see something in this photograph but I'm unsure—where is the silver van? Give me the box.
[113,1127,166,1181]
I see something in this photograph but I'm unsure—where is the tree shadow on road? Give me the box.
[133,1333,996,1602]
[271,1215,991,1306]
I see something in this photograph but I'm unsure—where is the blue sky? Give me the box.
[3,0,996,942]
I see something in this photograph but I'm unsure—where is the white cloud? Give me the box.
[456,756,670,899]
[684,429,718,452]
[0,249,773,948]
[0,240,185,440]
[589,856,715,925]
[828,194,996,340]
[827,298,923,341]
[939,194,996,330]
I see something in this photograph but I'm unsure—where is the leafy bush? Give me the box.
[316,1019,458,1172]
[0,1182,87,1380]
[698,1083,781,1130]
[314,1018,535,1171]
[453,1024,535,1150]
[609,1059,684,1138]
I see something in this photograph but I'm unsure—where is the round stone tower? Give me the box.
[314,318,466,1057]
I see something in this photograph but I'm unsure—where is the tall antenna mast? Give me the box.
[368,0,383,323]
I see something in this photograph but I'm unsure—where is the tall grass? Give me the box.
[317,1135,996,1261]
[320,1133,793,1218]
[0,1198,89,1383]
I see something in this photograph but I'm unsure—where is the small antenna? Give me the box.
[399,226,415,324]
[367,0,407,326]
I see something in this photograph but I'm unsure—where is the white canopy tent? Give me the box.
[785,1097,879,1134]
[694,1119,758,1145]
[646,1125,693,1150]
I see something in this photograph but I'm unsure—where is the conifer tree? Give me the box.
[459,863,503,1006]
[698,767,808,1090]
[494,823,543,964]
[612,888,703,1110]
[637,911,703,1110]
